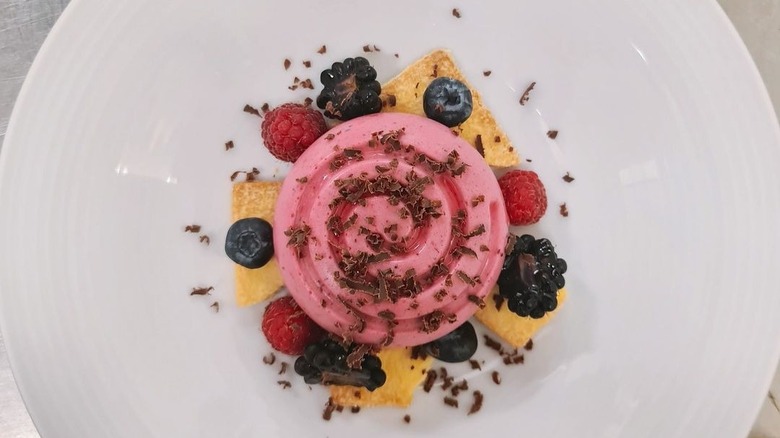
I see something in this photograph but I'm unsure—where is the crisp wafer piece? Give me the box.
[381,49,519,168]
[475,287,567,348]
[231,181,284,307]
[330,348,434,408]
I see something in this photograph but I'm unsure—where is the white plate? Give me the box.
[2,0,779,437]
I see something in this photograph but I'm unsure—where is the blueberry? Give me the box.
[420,321,478,363]
[224,217,273,269]
[423,77,473,127]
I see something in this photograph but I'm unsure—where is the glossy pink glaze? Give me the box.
[274,113,508,346]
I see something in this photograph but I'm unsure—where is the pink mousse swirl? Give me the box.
[274,113,509,347]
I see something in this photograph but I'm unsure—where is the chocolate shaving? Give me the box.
[491,371,501,385]
[423,370,438,393]
[322,398,336,420]
[209,301,219,312]
[474,134,485,157]
[469,360,482,370]
[230,167,260,182]
[283,58,291,70]
[421,310,445,333]
[260,103,270,113]
[441,375,455,391]
[190,286,213,296]
[466,224,486,238]
[443,397,459,408]
[484,335,504,353]
[303,60,311,68]
[243,104,261,116]
[303,97,313,107]
[450,379,468,396]
[434,289,448,302]
[547,130,559,139]
[519,82,536,105]
[383,94,396,107]
[468,391,484,415]
[493,293,505,311]
[454,246,477,258]
[199,235,210,245]
[560,203,569,217]
[524,339,534,351]
[278,362,288,375]
[224,140,234,151]
[346,344,373,370]
[563,172,575,183]
[432,64,439,78]
[263,353,276,365]
[352,407,361,413]
[362,44,373,52]
[284,223,311,258]
[317,45,327,54]
[277,380,291,389]
[452,8,461,18]
[479,244,490,252]
[467,294,486,308]
[394,53,399,58]
[378,310,396,321]
[456,270,477,286]
[296,176,309,183]
[403,414,411,423]
[471,195,485,207]
[184,224,201,233]
[300,78,314,90]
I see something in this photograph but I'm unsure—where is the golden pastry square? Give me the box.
[330,348,434,408]
[475,287,568,349]
[231,181,285,307]
[381,49,519,168]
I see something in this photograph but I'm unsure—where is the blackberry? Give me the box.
[316,57,382,121]
[498,234,567,319]
[293,339,386,391]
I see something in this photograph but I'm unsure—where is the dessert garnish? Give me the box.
[423,77,473,127]
[419,321,478,363]
[294,339,387,391]
[225,217,274,269]
[317,57,382,120]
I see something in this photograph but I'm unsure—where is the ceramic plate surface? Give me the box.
[1,0,780,437]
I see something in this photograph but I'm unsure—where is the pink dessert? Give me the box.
[274,112,509,346]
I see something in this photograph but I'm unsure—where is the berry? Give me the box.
[261,296,324,355]
[498,170,547,225]
[225,217,274,269]
[316,57,382,120]
[420,321,478,363]
[294,339,386,391]
[498,234,567,319]
[260,103,327,162]
[423,77,473,127]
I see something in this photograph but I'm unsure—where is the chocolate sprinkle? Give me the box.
[468,391,484,415]
[491,371,501,385]
[224,140,234,151]
[243,104,261,116]
[519,82,536,106]
[484,335,503,353]
[563,172,575,183]
[423,369,438,392]
[547,130,559,139]
[263,353,276,365]
[443,397,459,408]
[190,286,213,296]
[560,203,569,217]
[184,225,201,233]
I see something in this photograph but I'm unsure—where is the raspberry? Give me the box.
[498,170,547,225]
[261,103,327,162]
[261,296,324,355]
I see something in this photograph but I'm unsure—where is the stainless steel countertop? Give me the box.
[1,0,779,436]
